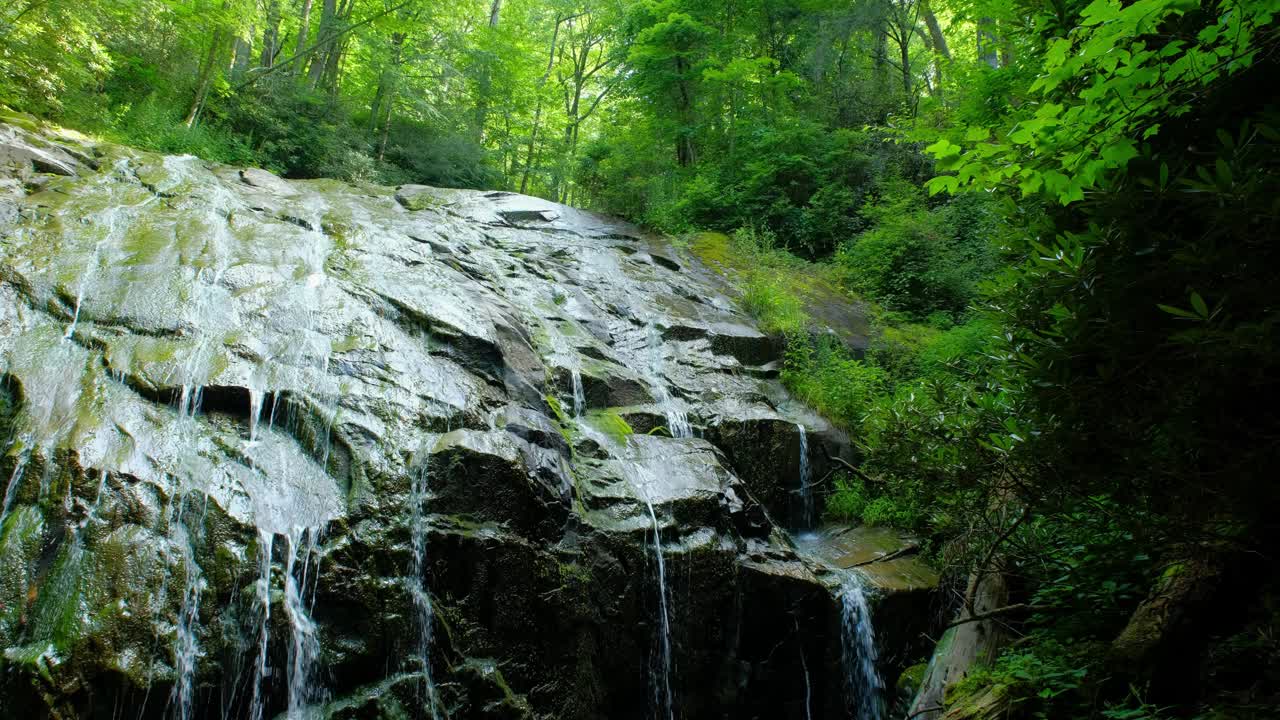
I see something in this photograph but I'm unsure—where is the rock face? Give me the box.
[0,117,935,720]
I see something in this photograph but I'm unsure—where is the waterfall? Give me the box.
[623,445,677,720]
[248,389,266,446]
[646,324,692,439]
[283,528,323,718]
[797,424,814,529]
[839,572,883,720]
[642,493,676,720]
[63,193,145,340]
[0,445,30,526]
[170,507,206,720]
[571,368,586,418]
[659,390,692,440]
[248,530,273,720]
[409,452,442,719]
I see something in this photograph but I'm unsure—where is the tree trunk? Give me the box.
[899,21,912,98]
[474,0,504,142]
[233,33,253,77]
[185,26,229,127]
[260,0,282,68]
[1110,550,1227,704]
[294,0,314,68]
[908,573,1012,720]
[309,0,339,89]
[373,33,406,161]
[921,1,949,92]
[519,15,563,194]
[977,17,999,69]
[921,2,950,60]
[674,58,696,167]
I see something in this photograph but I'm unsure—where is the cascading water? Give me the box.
[839,572,883,720]
[283,528,323,718]
[641,489,676,720]
[0,444,30,525]
[645,324,692,439]
[571,368,586,418]
[797,424,814,529]
[623,448,677,720]
[170,496,208,720]
[408,447,442,719]
[249,530,274,720]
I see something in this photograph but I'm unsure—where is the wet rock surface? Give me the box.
[0,117,937,719]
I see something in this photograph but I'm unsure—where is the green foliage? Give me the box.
[926,0,1278,205]
[109,97,260,166]
[836,181,1003,319]
[951,635,1093,716]
[827,475,926,528]
[825,474,869,524]
[742,272,807,336]
[783,336,888,430]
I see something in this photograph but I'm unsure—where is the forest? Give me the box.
[2,0,1279,718]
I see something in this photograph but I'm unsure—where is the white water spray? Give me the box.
[409,452,442,719]
[797,424,814,529]
[839,572,883,720]
[571,368,586,418]
[283,528,322,718]
[249,530,274,720]
[642,492,676,720]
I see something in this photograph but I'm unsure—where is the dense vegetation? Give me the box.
[4,0,1279,717]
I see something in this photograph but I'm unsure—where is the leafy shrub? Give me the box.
[742,272,806,335]
[825,475,868,523]
[111,97,261,166]
[783,336,887,429]
[836,182,1003,319]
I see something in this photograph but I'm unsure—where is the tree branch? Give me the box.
[965,504,1032,617]
[943,603,1034,631]
[235,0,414,90]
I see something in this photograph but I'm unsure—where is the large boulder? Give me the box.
[0,121,937,720]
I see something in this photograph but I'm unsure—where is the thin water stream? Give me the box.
[409,446,443,719]
[839,572,883,720]
[798,424,814,529]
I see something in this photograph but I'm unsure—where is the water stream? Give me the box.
[409,447,443,719]
[170,496,209,720]
[283,528,323,718]
[798,424,814,529]
[839,572,883,720]
[249,530,274,720]
[641,490,676,720]
[645,324,692,439]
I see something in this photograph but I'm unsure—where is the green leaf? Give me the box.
[1190,292,1209,318]
[1157,304,1199,319]
[1059,180,1085,205]
[926,175,960,196]
[925,138,961,159]
[1019,172,1044,196]
[1101,139,1139,167]
[1080,0,1121,26]
[1215,157,1233,187]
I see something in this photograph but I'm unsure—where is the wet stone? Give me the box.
[0,120,937,720]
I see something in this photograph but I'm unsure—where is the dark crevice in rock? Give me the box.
[279,214,318,231]
[649,254,681,272]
